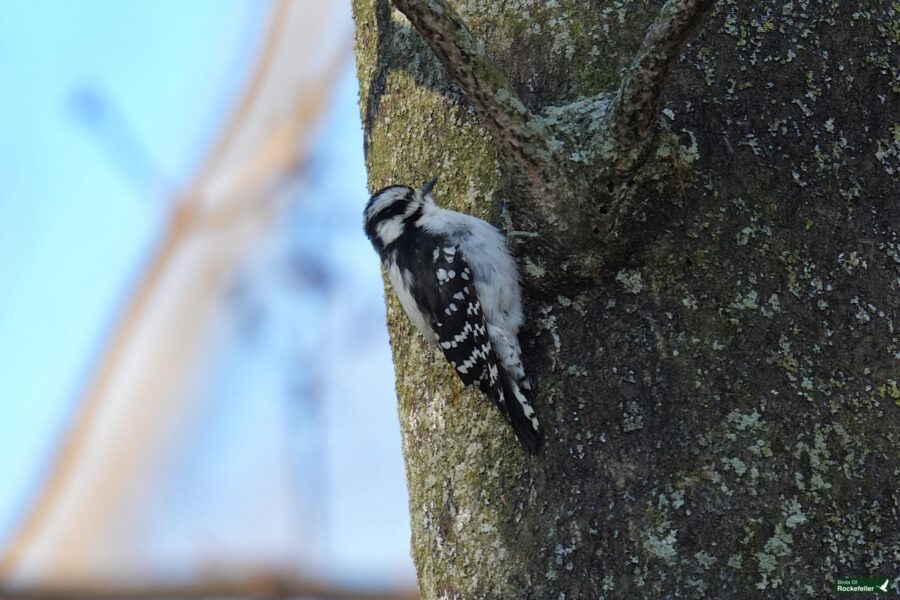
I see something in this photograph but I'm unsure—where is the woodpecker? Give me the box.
[364,179,540,453]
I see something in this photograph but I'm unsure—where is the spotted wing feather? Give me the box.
[427,245,542,453]
[429,245,501,393]
[393,233,539,452]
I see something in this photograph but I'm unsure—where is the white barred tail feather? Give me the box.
[484,367,541,453]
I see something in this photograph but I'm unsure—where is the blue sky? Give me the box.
[0,0,271,543]
[0,2,413,584]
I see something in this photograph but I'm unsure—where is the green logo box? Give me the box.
[834,578,890,594]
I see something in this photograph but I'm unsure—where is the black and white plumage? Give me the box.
[364,179,541,453]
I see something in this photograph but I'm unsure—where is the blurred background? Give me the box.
[0,1,417,598]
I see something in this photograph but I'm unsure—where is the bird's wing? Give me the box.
[405,239,540,452]
[421,243,500,391]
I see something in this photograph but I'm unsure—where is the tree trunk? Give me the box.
[351,1,900,598]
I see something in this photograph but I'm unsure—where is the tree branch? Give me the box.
[602,0,717,177]
[392,0,556,186]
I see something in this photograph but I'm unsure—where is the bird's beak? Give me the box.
[421,177,438,197]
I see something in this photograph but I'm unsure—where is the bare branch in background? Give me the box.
[0,0,351,582]
[69,88,175,198]
[0,0,290,576]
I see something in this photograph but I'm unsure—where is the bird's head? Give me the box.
[363,178,437,255]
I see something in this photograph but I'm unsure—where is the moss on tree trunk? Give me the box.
[352,1,900,597]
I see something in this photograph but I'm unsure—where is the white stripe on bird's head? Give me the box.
[374,197,421,246]
[364,185,413,222]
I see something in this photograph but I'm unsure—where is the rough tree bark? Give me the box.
[352,0,900,597]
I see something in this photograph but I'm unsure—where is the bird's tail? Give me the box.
[482,370,541,453]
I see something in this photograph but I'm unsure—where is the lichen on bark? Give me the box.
[352,0,900,598]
